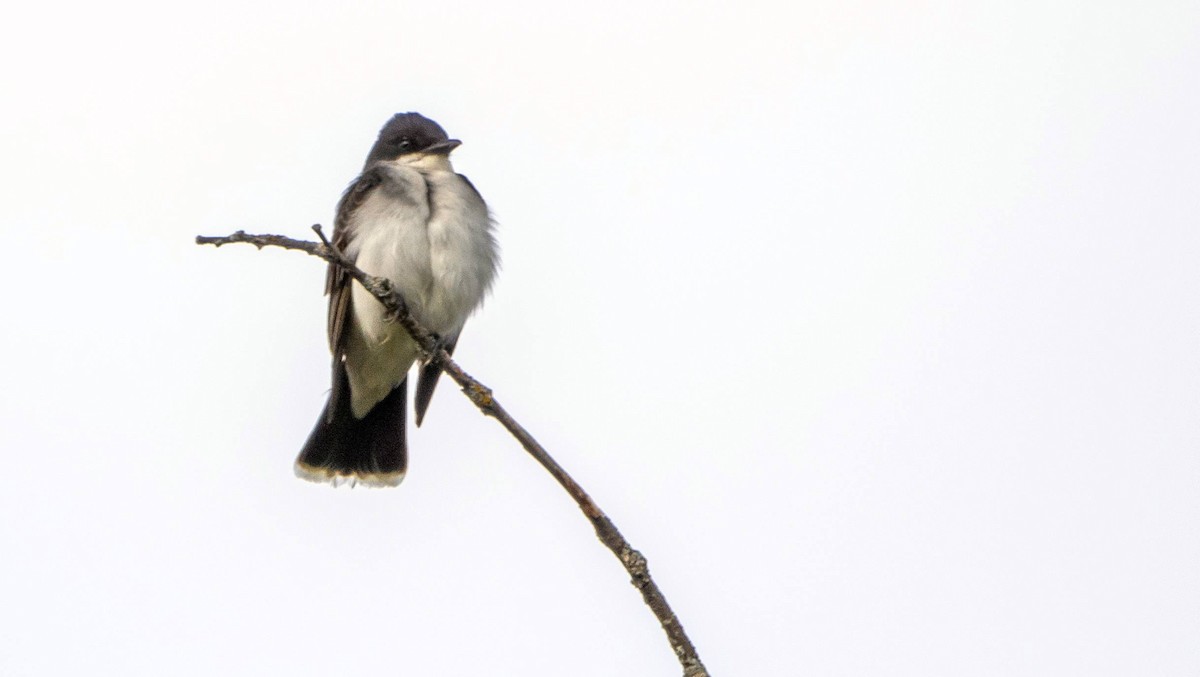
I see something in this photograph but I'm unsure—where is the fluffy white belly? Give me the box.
[342,164,496,417]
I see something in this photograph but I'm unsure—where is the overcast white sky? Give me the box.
[1,1,1197,675]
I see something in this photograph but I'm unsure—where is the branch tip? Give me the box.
[311,224,333,248]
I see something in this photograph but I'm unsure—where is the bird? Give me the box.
[295,112,499,487]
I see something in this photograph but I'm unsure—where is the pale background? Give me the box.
[1,1,1197,675]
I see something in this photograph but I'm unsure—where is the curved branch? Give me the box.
[196,228,710,677]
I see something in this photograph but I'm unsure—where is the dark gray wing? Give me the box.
[325,168,383,421]
[456,173,484,201]
[414,334,458,427]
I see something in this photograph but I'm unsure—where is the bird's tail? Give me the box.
[295,369,407,487]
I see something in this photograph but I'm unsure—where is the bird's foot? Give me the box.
[424,333,450,364]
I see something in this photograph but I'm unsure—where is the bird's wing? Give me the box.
[414,334,458,427]
[325,168,383,421]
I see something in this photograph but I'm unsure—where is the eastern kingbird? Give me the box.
[296,112,499,487]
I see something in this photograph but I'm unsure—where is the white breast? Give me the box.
[424,171,498,333]
[341,158,497,417]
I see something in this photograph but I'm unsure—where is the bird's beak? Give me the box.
[426,139,462,155]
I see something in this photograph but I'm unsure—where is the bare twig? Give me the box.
[196,228,710,677]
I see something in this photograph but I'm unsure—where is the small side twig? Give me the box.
[196,229,709,677]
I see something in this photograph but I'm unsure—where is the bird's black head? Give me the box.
[363,112,461,168]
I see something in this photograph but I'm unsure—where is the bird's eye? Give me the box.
[396,137,413,150]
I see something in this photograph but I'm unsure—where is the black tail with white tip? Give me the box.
[295,368,407,487]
